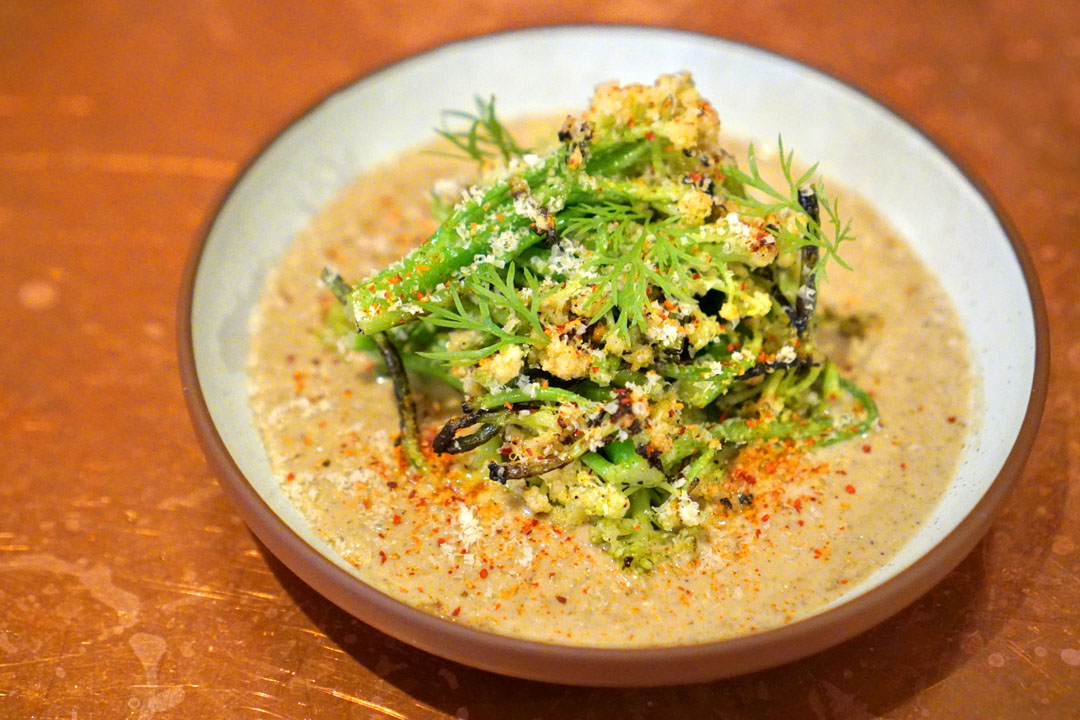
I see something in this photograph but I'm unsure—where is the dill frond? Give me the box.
[722,137,854,278]
[432,96,528,166]
[561,201,699,337]
[418,263,546,364]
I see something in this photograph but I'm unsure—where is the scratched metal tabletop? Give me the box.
[1,2,1078,718]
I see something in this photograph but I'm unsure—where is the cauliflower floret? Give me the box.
[655,497,680,532]
[720,289,773,323]
[621,343,654,370]
[522,485,553,514]
[622,383,652,419]
[446,329,485,352]
[603,330,629,356]
[655,491,703,532]
[604,328,654,366]
[569,285,607,318]
[538,284,574,326]
[644,303,684,350]
[677,493,703,527]
[569,481,630,519]
[584,72,722,153]
[538,336,591,380]
[676,188,714,226]
[534,469,630,524]
[542,468,573,506]
[721,212,778,267]
[685,313,724,352]
[478,344,524,385]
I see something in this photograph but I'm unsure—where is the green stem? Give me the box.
[350,158,560,334]
[590,440,668,489]
[473,386,594,410]
[682,446,716,483]
[627,487,653,520]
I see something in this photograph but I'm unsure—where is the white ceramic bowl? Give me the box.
[179,26,1047,685]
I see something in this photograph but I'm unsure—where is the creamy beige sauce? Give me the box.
[248,128,972,647]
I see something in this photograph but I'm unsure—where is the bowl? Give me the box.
[178,26,1048,686]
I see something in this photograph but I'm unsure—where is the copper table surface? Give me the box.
[1,1,1077,718]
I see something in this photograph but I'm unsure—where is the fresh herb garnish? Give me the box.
[432,95,528,165]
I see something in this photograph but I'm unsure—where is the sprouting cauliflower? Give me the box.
[327,72,873,573]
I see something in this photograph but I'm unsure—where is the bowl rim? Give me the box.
[177,24,1049,686]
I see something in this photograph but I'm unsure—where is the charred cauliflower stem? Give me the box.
[323,73,878,571]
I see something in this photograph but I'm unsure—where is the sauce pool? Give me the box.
[247,129,972,647]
